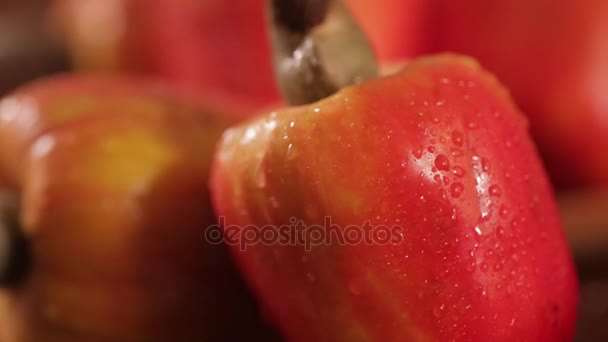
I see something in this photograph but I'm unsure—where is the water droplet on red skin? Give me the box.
[451,182,464,197]
[435,154,450,171]
[452,131,464,146]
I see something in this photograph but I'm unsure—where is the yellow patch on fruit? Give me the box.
[73,127,179,195]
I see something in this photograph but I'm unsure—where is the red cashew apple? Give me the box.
[424,0,608,188]
[0,75,277,341]
[53,0,428,114]
[210,1,579,340]
[345,0,430,62]
[53,0,282,114]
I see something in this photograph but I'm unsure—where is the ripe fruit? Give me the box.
[0,75,275,341]
[54,0,282,114]
[211,53,579,341]
[425,0,608,187]
[345,0,429,62]
[54,0,430,114]
[211,1,579,340]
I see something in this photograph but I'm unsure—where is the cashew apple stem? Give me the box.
[269,0,378,105]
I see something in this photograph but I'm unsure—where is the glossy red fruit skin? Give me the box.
[424,0,608,188]
[211,54,579,341]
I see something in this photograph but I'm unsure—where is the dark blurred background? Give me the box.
[0,0,68,94]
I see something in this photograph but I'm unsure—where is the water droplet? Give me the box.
[452,166,465,178]
[313,107,321,113]
[413,148,423,159]
[489,185,501,197]
[468,122,478,130]
[289,121,296,128]
[451,149,464,157]
[434,174,442,183]
[286,143,297,160]
[474,226,483,236]
[466,259,477,272]
[480,212,490,222]
[481,158,491,172]
[428,146,436,153]
[435,99,446,107]
[451,208,458,221]
[452,131,464,146]
[442,176,450,185]
[451,182,464,198]
[499,206,509,219]
[433,304,446,318]
[496,226,506,240]
[434,154,450,171]
[480,263,489,272]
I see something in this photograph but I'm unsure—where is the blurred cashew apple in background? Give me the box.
[0,75,276,341]
[52,0,432,115]
[53,0,282,115]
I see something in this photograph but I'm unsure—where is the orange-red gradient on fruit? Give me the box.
[211,54,578,341]
[0,75,275,341]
